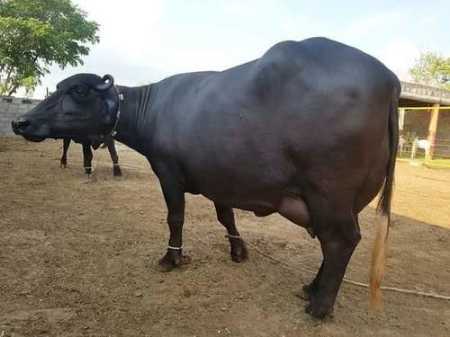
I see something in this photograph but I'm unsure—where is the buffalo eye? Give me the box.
[72,85,90,98]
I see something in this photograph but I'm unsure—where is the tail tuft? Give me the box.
[369,85,399,310]
[369,215,389,310]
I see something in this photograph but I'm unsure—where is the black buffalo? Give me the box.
[12,37,399,318]
[60,136,122,176]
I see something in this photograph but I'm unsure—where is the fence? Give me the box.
[399,106,450,160]
[398,137,450,160]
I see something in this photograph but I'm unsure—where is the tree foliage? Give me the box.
[409,51,450,90]
[0,0,99,96]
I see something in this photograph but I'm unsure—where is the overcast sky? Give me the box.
[34,0,450,98]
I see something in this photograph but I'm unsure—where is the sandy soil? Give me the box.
[1,137,449,337]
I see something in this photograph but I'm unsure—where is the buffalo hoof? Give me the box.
[60,159,67,168]
[158,250,191,272]
[113,165,122,177]
[295,285,314,301]
[302,284,317,301]
[304,296,334,319]
[230,240,248,263]
[84,167,92,175]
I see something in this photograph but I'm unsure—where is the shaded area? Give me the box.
[0,138,449,337]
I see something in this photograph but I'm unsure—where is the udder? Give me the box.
[278,196,312,235]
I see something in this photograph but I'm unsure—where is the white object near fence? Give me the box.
[417,139,430,150]
[410,138,430,160]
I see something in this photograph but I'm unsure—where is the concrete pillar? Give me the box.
[411,138,418,160]
[426,103,440,160]
[398,108,405,131]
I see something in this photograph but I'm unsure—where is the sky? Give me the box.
[34,0,450,98]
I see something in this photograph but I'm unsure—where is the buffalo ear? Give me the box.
[95,74,114,91]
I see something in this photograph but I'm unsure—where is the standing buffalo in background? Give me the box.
[60,136,122,176]
[12,37,399,319]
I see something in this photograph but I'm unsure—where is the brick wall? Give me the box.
[0,96,41,135]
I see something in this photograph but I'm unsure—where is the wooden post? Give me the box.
[426,104,440,160]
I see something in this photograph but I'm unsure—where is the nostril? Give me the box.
[13,118,30,128]
[18,118,30,128]
[11,118,30,133]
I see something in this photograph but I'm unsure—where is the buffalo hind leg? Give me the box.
[106,138,122,176]
[82,142,93,175]
[300,261,323,300]
[60,138,71,168]
[214,203,248,262]
[306,213,361,319]
[302,215,360,301]
[278,196,321,300]
[153,162,191,271]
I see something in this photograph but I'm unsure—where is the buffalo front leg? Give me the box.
[106,138,122,176]
[60,138,71,168]
[214,203,248,263]
[155,164,191,272]
[82,142,93,175]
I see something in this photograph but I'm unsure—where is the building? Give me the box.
[399,81,450,159]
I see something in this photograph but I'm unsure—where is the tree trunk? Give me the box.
[7,84,19,96]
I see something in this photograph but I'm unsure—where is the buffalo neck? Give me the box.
[113,84,156,155]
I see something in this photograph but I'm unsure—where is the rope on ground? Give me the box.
[246,240,450,301]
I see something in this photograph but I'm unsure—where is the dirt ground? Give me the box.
[1,137,449,337]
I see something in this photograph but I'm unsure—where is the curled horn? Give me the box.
[95,74,114,91]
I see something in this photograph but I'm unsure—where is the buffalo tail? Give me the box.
[370,85,400,310]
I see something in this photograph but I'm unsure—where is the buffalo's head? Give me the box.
[12,73,119,143]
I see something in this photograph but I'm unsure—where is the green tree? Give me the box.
[409,51,450,90]
[0,0,99,96]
